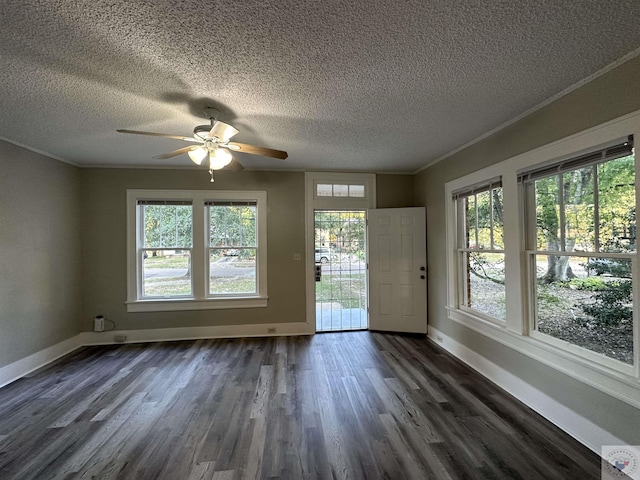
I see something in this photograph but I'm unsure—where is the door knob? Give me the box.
[420,266,425,271]
[420,275,425,279]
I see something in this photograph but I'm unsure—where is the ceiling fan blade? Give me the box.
[226,142,288,159]
[117,129,202,143]
[208,121,239,142]
[153,145,200,159]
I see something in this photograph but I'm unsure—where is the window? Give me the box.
[127,190,267,312]
[453,178,506,321]
[521,138,635,365]
[316,183,366,198]
[446,115,640,407]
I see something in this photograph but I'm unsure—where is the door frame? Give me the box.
[304,172,376,331]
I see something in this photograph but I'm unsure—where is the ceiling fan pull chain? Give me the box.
[209,168,215,183]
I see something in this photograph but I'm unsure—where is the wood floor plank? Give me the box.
[0,332,602,479]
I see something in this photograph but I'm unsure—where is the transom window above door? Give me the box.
[316,183,366,198]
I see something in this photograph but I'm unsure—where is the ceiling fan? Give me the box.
[117,107,287,182]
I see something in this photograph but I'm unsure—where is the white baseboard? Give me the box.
[0,335,84,389]
[81,321,314,345]
[427,325,624,454]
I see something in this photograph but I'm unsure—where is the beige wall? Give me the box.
[414,56,640,443]
[80,168,307,332]
[0,141,82,368]
[376,174,414,208]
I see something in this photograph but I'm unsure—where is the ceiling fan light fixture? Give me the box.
[188,146,208,165]
[209,148,233,170]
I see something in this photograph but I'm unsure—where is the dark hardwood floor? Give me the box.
[0,332,600,479]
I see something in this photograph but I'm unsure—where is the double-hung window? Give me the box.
[453,178,506,322]
[521,137,635,365]
[127,190,267,312]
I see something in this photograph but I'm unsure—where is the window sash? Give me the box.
[140,203,193,249]
[523,149,636,254]
[518,137,633,184]
[208,204,257,248]
[455,183,505,251]
[141,248,193,298]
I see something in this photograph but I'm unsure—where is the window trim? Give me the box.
[445,109,640,408]
[126,189,268,312]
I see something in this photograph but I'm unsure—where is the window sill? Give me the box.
[446,305,640,408]
[453,305,507,327]
[126,296,268,312]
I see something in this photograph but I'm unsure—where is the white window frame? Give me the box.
[126,189,267,312]
[445,110,640,409]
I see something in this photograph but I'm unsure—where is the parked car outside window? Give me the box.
[315,247,331,263]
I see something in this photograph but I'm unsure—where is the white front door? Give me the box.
[368,207,427,333]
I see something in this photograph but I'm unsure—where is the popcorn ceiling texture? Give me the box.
[1,0,640,172]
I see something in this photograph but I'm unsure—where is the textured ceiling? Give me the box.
[1,1,640,173]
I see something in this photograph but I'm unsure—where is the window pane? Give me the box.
[465,195,477,249]
[598,154,636,253]
[535,177,560,251]
[534,254,633,364]
[349,185,365,197]
[210,206,256,247]
[563,167,595,252]
[475,190,492,249]
[333,184,348,197]
[463,252,506,320]
[210,249,257,294]
[317,184,333,197]
[491,188,504,249]
[142,249,191,297]
[143,205,192,248]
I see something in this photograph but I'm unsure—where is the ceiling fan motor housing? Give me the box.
[193,124,213,139]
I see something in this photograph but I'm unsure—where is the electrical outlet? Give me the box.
[293,253,301,261]
[436,335,443,343]
[114,334,127,343]
[267,327,276,334]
